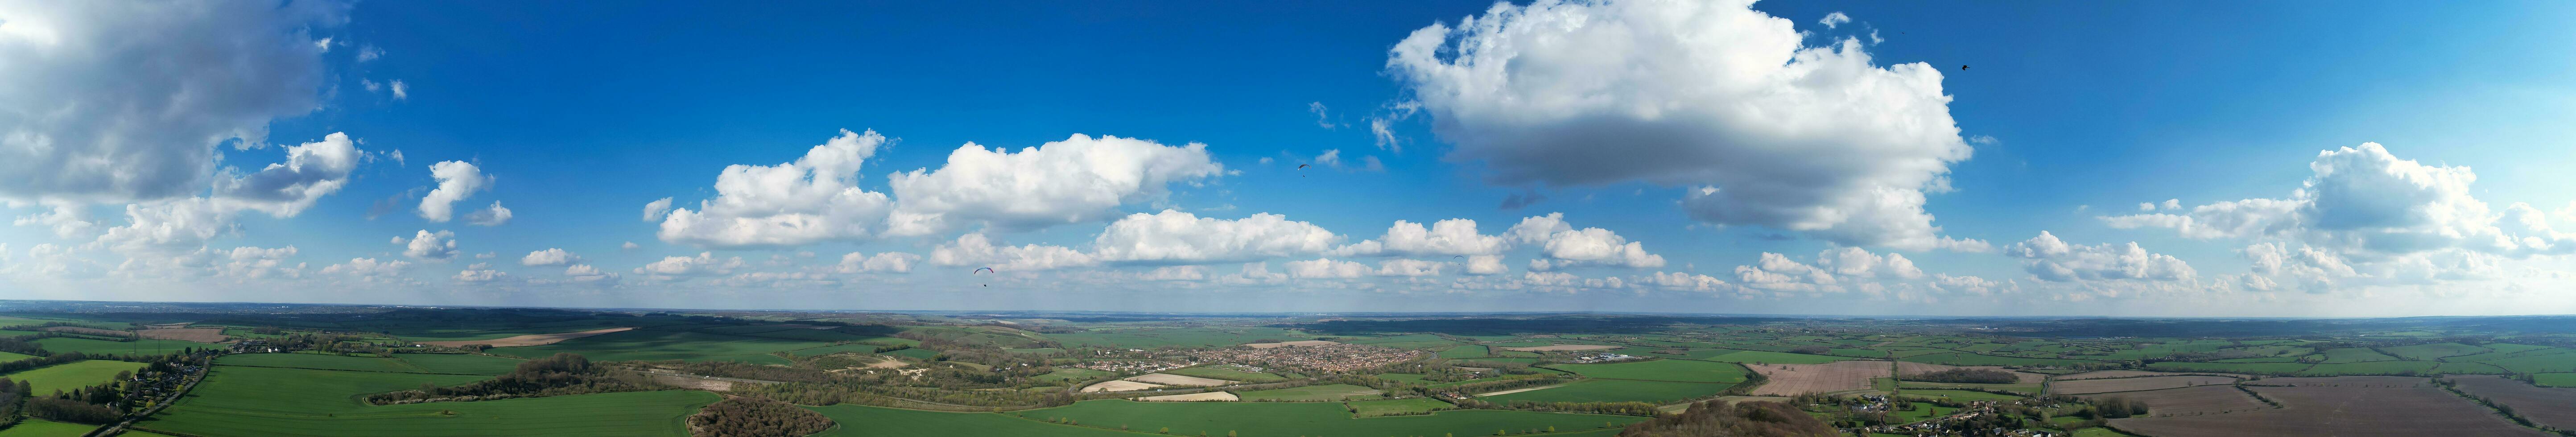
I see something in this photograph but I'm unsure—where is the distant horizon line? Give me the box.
[1,298,2568,321]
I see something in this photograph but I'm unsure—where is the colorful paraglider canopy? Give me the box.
[974,267,995,274]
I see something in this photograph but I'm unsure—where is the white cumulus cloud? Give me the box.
[655,129,893,248]
[885,133,1223,236]
[418,161,490,223]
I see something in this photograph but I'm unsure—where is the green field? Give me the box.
[396,353,526,375]
[1048,327,1318,348]
[1375,373,1429,383]
[1887,404,1958,423]
[485,328,824,364]
[1349,398,1453,416]
[2533,373,2576,388]
[0,418,99,437]
[1899,353,2101,367]
[883,348,940,359]
[805,404,1137,437]
[1899,380,2039,395]
[1235,383,1381,401]
[2319,348,2400,363]
[2382,343,2488,360]
[2295,361,2438,376]
[1698,350,1845,364]
[33,337,218,355]
[2482,350,2576,374]
[220,353,426,372]
[4,359,149,394]
[1896,389,2024,402]
[1478,379,1730,404]
[1163,366,1287,383]
[1003,347,1064,355]
[1024,400,1642,437]
[0,351,37,365]
[135,365,718,437]
[1439,344,1490,359]
[386,325,627,342]
[1551,359,1749,383]
[1036,367,1115,382]
[2144,362,2314,375]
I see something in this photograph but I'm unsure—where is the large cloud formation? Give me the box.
[886,134,1223,236]
[0,0,348,203]
[654,129,895,248]
[1387,0,1983,251]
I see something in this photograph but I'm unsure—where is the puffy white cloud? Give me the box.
[520,248,579,266]
[929,233,1096,271]
[398,230,457,260]
[418,161,490,222]
[1089,210,1339,263]
[1734,252,1836,293]
[453,266,504,283]
[1285,258,1371,279]
[633,252,745,279]
[641,198,672,222]
[1929,274,2015,296]
[1333,218,1508,256]
[0,0,347,203]
[1138,265,1209,281]
[13,202,97,239]
[2002,231,2194,282]
[884,133,1223,236]
[1813,247,1923,279]
[1728,246,1931,294]
[656,129,893,248]
[1637,271,1728,292]
[1463,255,1508,275]
[464,202,511,226]
[1500,212,1663,269]
[1388,0,1980,251]
[562,264,618,282]
[319,257,409,281]
[2104,143,2576,259]
[389,79,409,100]
[1818,12,1850,29]
[1374,259,1449,277]
[1216,262,1288,285]
[92,199,231,253]
[209,132,364,217]
[621,241,640,250]
[835,251,921,274]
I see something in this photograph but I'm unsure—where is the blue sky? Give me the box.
[3,0,2573,316]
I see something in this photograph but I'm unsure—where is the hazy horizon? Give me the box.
[6,0,2576,317]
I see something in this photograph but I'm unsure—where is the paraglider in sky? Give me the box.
[974,267,994,287]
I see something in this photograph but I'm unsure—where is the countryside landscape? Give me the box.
[7,0,2576,436]
[0,301,2568,437]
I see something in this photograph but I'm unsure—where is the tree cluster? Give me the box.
[1617,400,1836,437]
[687,396,836,437]
[365,353,661,404]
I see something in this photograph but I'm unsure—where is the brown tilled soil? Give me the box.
[2445,375,2576,430]
[2053,375,2240,395]
[2059,370,2249,380]
[1752,360,1890,396]
[135,327,228,343]
[2077,385,2270,417]
[416,327,636,347]
[2110,376,2547,437]
[649,374,734,391]
[1124,373,1231,387]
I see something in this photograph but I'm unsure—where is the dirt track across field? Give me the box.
[416,327,635,347]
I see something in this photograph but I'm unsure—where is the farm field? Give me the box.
[136,364,717,437]
[2052,375,2238,395]
[1698,350,1845,364]
[1750,359,1889,396]
[1551,359,1749,383]
[1124,372,1231,387]
[1161,366,1286,383]
[483,327,827,364]
[1438,344,1489,359]
[3,359,149,394]
[1079,380,1164,392]
[1235,383,1380,401]
[1036,367,1115,382]
[2145,362,2315,375]
[133,327,228,342]
[2075,385,2270,416]
[33,337,217,355]
[1895,389,2023,402]
[2384,342,2489,360]
[1024,400,1643,437]
[394,353,526,375]
[2444,375,2576,429]
[2535,373,2576,388]
[1348,398,1452,416]
[1479,379,1730,404]
[0,419,99,437]
[417,327,636,347]
[0,351,36,364]
[1135,392,1239,401]
[1899,353,2101,367]
[2059,370,2245,380]
[219,353,425,373]
[805,404,1136,437]
[2110,376,2547,437]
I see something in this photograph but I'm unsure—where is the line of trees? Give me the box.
[366,353,660,404]
[1618,400,1836,437]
